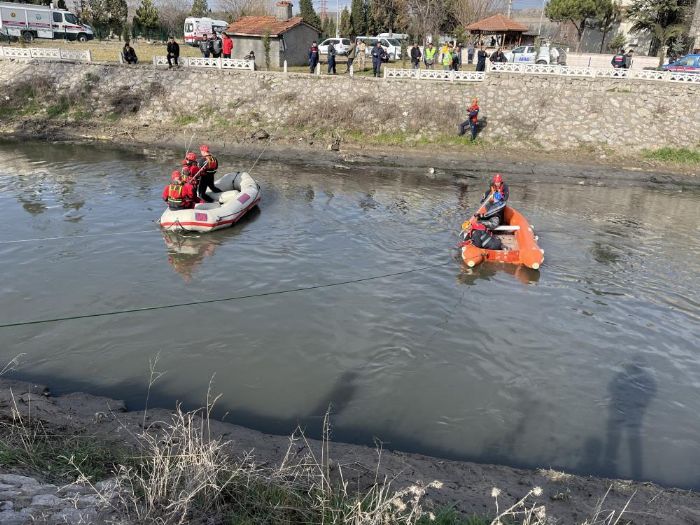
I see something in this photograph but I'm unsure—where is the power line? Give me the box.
[0,261,452,330]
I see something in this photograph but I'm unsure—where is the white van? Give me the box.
[0,2,93,43]
[356,36,402,60]
[183,17,228,46]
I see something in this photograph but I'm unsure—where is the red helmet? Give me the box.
[199,144,210,154]
[181,159,188,166]
[186,152,197,161]
[171,170,181,181]
[492,173,503,184]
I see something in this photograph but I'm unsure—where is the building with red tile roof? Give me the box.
[224,2,320,67]
[466,14,529,47]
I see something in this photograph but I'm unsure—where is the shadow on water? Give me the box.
[602,361,657,480]
[162,206,261,282]
[456,263,540,286]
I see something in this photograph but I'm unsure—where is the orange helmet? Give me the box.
[171,170,181,182]
[199,144,210,154]
[186,152,197,161]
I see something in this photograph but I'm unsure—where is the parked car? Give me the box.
[504,45,566,65]
[318,38,351,56]
[356,36,402,60]
[661,54,700,73]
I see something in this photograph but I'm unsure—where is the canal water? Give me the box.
[0,141,698,488]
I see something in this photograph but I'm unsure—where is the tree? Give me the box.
[220,0,270,21]
[545,0,598,51]
[340,7,353,36]
[449,0,505,30]
[350,0,366,36]
[627,0,691,66]
[369,0,410,33]
[321,16,337,38]
[156,0,190,37]
[57,0,67,9]
[607,30,626,50]
[593,0,621,52]
[299,0,321,29]
[406,0,446,44]
[106,0,128,39]
[134,0,159,38]
[190,0,209,17]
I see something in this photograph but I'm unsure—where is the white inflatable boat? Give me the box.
[160,172,261,233]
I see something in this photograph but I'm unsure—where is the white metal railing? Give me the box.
[0,46,91,62]
[384,68,485,82]
[487,62,700,83]
[152,56,254,71]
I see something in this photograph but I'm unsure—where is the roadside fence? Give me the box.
[150,55,254,71]
[0,46,91,62]
[2,45,698,84]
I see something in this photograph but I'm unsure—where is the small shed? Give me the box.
[466,14,529,48]
[225,2,320,67]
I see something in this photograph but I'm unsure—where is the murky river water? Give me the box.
[0,141,698,488]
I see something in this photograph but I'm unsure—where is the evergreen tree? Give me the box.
[190,0,209,18]
[107,0,128,39]
[545,0,598,52]
[299,0,321,29]
[627,0,691,66]
[340,7,352,36]
[350,0,366,36]
[134,0,159,37]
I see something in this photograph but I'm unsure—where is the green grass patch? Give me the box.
[174,114,198,126]
[46,96,72,118]
[643,147,700,165]
[0,426,132,483]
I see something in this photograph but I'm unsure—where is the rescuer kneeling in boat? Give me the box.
[195,145,221,203]
[461,219,503,250]
[163,170,196,210]
[474,173,509,229]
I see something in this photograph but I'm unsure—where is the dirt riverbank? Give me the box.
[0,119,699,187]
[1,379,699,524]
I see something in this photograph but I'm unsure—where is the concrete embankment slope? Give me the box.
[0,60,698,151]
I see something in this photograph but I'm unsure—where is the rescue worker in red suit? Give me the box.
[458,97,480,140]
[473,173,509,229]
[196,144,221,203]
[461,218,503,250]
[183,151,199,177]
[162,170,196,210]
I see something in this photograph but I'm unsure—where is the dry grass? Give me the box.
[11,38,202,63]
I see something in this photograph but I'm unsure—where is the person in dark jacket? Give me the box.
[410,42,422,69]
[327,41,337,74]
[166,36,179,68]
[452,44,461,71]
[475,45,487,71]
[473,173,509,229]
[211,34,222,58]
[122,42,138,64]
[611,48,626,68]
[199,34,211,58]
[371,41,385,77]
[490,47,506,63]
[309,41,319,73]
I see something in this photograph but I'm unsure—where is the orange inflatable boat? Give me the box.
[460,206,544,270]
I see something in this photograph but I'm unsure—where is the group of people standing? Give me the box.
[199,33,234,59]
[162,145,221,210]
[611,48,634,69]
[308,39,386,77]
[409,42,462,71]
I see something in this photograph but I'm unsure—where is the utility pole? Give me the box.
[336,0,339,37]
[507,0,512,17]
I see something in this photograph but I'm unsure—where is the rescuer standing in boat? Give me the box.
[196,145,221,203]
[473,174,509,229]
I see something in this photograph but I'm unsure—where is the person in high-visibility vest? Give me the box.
[424,42,437,69]
[440,43,453,70]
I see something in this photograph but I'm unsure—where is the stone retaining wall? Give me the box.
[0,61,698,150]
